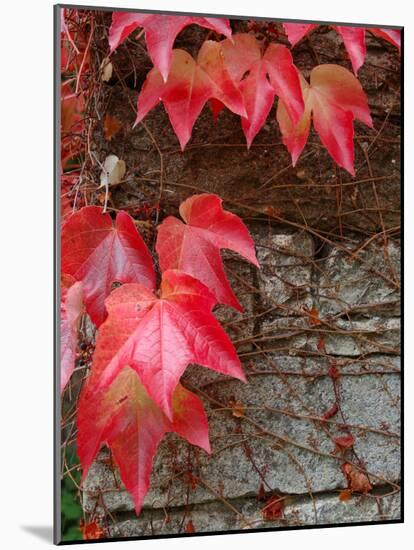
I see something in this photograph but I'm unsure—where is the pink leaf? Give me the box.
[88,269,246,419]
[335,26,366,74]
[109,12,232,81]
[61,206,155,327]
[369,28,401,49]
[156,194,259,310]
[135,41,246,150]
[284,23,370,74]
[77,367,210,515]
[277,64,373,174]
[220,34,304,146]
[283,23,316,46]
[61,274,83,392]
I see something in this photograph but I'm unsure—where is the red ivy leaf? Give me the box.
[277,64,373,175]
[61,206,155,327]
[334,26,366,74]
[135,41,247,150]
[78,366,210,515]
[109,12,232,81]
[185,520,195,533]
[369,28,401,49]
[80,520,105,540]
[305,305,321,326]
[88,269,246,419]
[283,23,315,47]
[261,495,284,520]
[283,23,366,74]
[61,274,83,392]
[219,34,304,146]
[323,403,339,420]
[333,433,355,448]
[156,194,259,311]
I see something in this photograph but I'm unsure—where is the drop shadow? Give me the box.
[21,525,54,543]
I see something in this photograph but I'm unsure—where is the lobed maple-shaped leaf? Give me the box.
[109,12,232,81]
[156,194,259,311]
[283,23,366,74]
[277,64,373,175]
[369,28,401,49]
[78,366,210,514]
[135,41,247,150]
[61,273,83,392]
[61,206,155,327]
[88,269,246,419]
[217,34,304,146]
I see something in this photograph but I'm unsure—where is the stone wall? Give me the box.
[82,231,401,536]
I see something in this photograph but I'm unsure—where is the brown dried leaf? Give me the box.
[104,114,122,141]
[342,463,372,494]
[231,401,246,418]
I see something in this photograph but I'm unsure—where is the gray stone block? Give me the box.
[106,491,400,537]
[82,358,400,516]
[318,240,400,318]
[253,229,314,315]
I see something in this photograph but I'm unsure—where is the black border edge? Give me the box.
[54,3,404,545]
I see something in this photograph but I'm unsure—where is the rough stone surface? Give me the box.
[253,227,314,315]
[106,492,400,537]
[318,241,400,317]
[81,235,401,533]
[83,356,400,514]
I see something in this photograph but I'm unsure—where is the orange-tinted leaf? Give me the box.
[339,489,352,502]
[80,520,105,540]
[109,12,232,81]
[61,206,155,326]
[156,194,259,310]
[61,273,83,392]
[88,269,246,419]
[220,34,304,146]
[104,114,122,141]
[306,305,321,326]
[342,463,372,494]
[78,367,210,515]
[277,64,372,174]
[136,42,246,150]
[231,401,246,418]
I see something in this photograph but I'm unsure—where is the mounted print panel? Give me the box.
[55,4,402,544]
